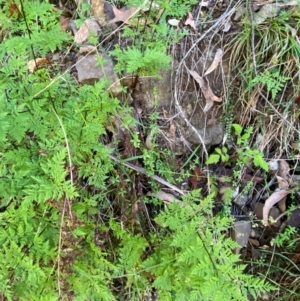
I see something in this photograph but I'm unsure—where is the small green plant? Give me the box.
[140,192,274,301]
[112,45,171,76]
[0,0,278,300]
[206,146,229,164]
[0,1,120,299]
[250,69,290,100]
[206,124,269,172]
[107,192,274,300]
[233,124,269,172]
[272,225,297,248]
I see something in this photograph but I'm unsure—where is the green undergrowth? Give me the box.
[0,0,276,300]
[226,5,300,299]
[228,7,300,145]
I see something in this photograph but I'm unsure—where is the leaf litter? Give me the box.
[204,48,223,76]
[184,12,197,31]
[108,6,138,24]
[189,69,222,112]
[263,176,290,226]
[74,19,101,44]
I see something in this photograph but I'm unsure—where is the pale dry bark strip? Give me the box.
[263,189,290,226]
[109,154,187,196]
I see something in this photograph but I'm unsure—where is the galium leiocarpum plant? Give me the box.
[206,123,269,172]
[0,0,276,300]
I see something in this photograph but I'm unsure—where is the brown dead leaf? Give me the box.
[189,166,205,189]
[79,45,97,54]
[278,196,287,213]
[263,189,290,226]
[204,49,223,76]
[249,238,260,247]
[59,16,70,31]
[206,116,216,126]
[108,6,137,24]
[8,3,21,19]
[74,19,101,44]
[189,70,222,112]
[189,176,198,189]
[185,12,197,31]
[27,58,52,73]
[276,175,289,213]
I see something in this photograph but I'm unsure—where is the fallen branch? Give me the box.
[109,154,187,196]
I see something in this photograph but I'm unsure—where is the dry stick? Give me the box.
[51,105,73,185]
[109,154,187,196]
[50,105,74,295]
[174,2,238,159]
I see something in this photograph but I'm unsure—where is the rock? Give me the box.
[234,194,249,207]
[91,0,106,25]
[74,19,101,44]
[253,3,280,24]
[254,202,281,227]
[187,124,224,146]
[288,208,300,228]
[131,69,173,111]
[231,220,251,250]
[76,53,121,96]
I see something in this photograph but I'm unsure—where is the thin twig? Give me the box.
[51,105,73,185]
[50,105,74,296]
[109,154,187,196]
[258,90,300,135]
[176,2,238,71]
